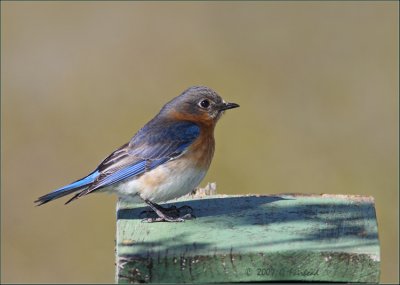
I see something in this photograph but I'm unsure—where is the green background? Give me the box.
[1,2,398,283]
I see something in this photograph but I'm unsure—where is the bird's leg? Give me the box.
[140,199,195,223]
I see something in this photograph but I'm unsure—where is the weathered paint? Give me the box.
[116,194,380,283]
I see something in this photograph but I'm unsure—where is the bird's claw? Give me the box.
[139,205,195,223]
[141,213,196,223]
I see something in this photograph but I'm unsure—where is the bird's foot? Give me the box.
[139,204,195,223]
[141,213,195,223]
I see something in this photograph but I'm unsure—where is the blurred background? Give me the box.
[1,1,398,283]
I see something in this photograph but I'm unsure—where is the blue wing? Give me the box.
[35,121,200,205]
[64,120,200,202]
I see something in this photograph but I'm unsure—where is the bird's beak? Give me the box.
[219,102,240,111]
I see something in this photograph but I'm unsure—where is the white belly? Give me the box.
[113,158,207,203]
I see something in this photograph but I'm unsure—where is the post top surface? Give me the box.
[117,194,379,258]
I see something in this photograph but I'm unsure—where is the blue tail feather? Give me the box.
[35,170,99,206]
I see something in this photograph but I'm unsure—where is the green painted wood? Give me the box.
[116,194,380,283]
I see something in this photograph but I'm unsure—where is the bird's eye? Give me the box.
[199,99,210,109]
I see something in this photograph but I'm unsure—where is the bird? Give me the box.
[35,86,239,222]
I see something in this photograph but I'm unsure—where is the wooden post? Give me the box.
[116,193,380,283]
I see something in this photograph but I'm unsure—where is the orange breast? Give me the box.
[186,126,215,170]
[166,109,216,170]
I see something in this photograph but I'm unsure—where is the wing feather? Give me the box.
[72,120,200,200]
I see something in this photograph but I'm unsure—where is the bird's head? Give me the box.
[160,86,239,126]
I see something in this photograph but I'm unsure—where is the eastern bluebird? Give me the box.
[35,86,239,222]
